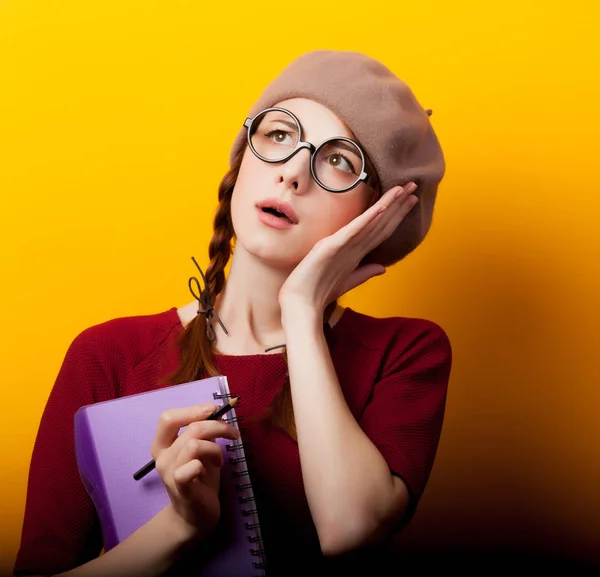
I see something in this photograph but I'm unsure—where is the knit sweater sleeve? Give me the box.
[358,320,452,520]
[13,327,117,576]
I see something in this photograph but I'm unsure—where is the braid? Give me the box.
[205,164,237,299]
[160,149,241,387]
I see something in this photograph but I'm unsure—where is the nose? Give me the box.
[274,148,313,194]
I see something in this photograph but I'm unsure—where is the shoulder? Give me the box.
[66,307,182,370]
[338,307,452,375]
[340,307,451,354]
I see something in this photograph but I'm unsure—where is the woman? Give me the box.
[14,50,452,576]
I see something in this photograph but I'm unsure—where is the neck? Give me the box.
[178,246,342,355]
[213,246,291,350]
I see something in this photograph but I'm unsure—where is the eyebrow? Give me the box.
[267,117,298,131]
[325,140,360,156]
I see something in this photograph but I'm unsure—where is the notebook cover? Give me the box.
[74,376,266,576]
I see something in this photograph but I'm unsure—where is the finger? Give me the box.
[157,436,225,487]
[373,194,419,246]
[174,438,225,472]
[180,419,240,443]
[334,185,412,249]
[334,264,386,299]
[333,185,406,245]
[371,183,414,215]
[168,419,240,457]
[151,402,218,457]
[173,458,205,486]
[359,193,418,255]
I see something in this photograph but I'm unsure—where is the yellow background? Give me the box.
[1,0,599,572]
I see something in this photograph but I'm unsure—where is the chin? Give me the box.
[236,235,305,270]
[252,247,303,270]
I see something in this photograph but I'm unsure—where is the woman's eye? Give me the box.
[327,153,355,173]
[265,130,291,144]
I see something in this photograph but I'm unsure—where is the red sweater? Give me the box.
[14,306,452,576]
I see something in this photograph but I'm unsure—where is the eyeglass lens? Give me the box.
[249,109,364,192]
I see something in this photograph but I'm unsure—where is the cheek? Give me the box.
[230,152,262,233]
[230,184,255,240]
[314,194,369,238]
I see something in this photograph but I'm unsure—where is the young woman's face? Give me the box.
[230,97,376,269]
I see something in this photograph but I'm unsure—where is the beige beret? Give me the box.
[229,50,446,266]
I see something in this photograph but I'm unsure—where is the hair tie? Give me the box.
[188,256,228,343]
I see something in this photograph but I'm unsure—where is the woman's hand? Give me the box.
[149,402,240,542]
[279,182,419,313]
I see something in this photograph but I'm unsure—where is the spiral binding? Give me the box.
[213,387,267,576]
[225,414,245,425]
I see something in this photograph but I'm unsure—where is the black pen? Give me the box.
[133,397,240,481]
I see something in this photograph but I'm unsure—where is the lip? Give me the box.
[255,206,296,230]
[256,198,299,225]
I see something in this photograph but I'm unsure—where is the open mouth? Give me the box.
[260,207,293,223]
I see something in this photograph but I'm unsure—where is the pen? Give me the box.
[133,396,240,481]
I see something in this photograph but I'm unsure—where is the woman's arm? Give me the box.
[20,504,196,577]
[281,304,410,556]
[18,402,241,577]
[14,324,238,577]
[281,303,451,557]
[275,181,443,555]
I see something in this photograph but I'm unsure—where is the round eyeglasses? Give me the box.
[243,107,373,193]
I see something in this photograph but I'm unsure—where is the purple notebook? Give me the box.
[74,376,266,576]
